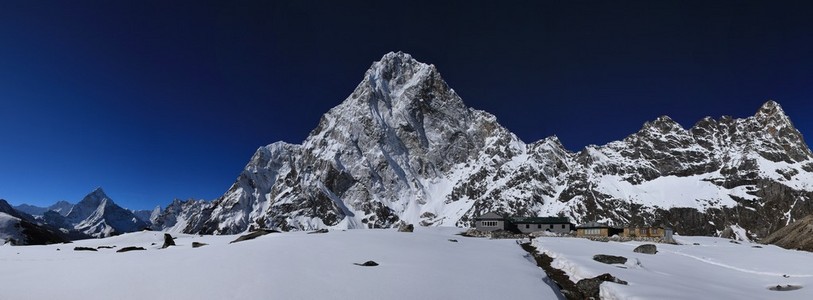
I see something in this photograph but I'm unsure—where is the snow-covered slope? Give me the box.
[533,236,813,299]
[155,52,813,238]
[0,209,67,246]
[0,199,67,245]
[0,212,24,244]
[0,228,558,300]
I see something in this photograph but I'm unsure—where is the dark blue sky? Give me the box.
[1,1,811,210]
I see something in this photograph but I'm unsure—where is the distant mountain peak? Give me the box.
[64,188,147,237]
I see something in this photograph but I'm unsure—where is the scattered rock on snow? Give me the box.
[354,261,379,267]
[230,229,279,243]
[307,229,329,234]
[116,246,146,253]
[633,244,657,254]
[162,233,176,248]
[192,242,208,248]
[448,239,459,243]
[74,247,97,252]
[398,223,414,233]
[97,245,116,249]
[576,273,628,299]
[593,254,628,265]
[769,284,803,291]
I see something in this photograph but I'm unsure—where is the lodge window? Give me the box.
[549,224,553,229]
[561,224,566,229]
[537,224,542,229]
[525,224,530,229]
[482,221,498,227]
[584,228,601,235]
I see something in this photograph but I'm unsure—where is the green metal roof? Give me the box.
[508,217,571,224]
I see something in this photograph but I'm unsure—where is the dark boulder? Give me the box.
[192,242,208,248]
[74,247,97,252]
[593,254,628,265]
[398,223,414,233]
[162,233,176,248]
[576,273,628,299]
[633,244,658,254]
[116,246,146,253]
[354,260,379,267]
[448,239,459,243]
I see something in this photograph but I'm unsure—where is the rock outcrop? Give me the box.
[761,215,813,251]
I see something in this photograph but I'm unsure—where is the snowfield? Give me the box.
[0,227,558,300]
[533,236,813,299]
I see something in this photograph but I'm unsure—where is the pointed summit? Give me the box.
[64,187,149,237]
[758,100,785,115]
[754,100,792,127]
[640,115,684,133]
[90,186,106,196]
[361,51,437,96]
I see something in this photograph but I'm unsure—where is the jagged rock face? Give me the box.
[150,198,211,233]
[157,52,813,239]
[176,52,529,234]
[762,215,813,251]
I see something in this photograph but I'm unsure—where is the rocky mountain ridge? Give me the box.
[149,52,813,239]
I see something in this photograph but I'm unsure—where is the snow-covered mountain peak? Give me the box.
[354,51,448,109]
[639,115,685,135]
[373,51,423,75]
[64,188,148,238]
[537,135,566,149]
[148,53,813,241]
